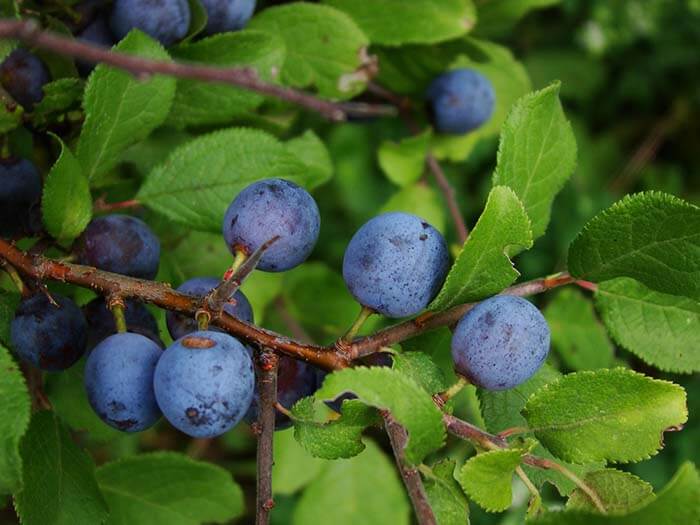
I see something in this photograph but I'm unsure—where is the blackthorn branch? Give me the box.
[0,18,396,122]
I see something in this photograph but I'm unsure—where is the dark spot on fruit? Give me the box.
[111,418,137,430]
[109,400,127,412]
[419,234,428,241]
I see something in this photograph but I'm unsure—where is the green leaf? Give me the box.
[44,358,121,442]
[137,128,325,232]
[42,136,92,244]
[31,78,83,123]
[595,278,700,373]
[532,462,700,525]
[479,364,562,434]
[492,82,577,239]
[523,368,688,463]
[544,288,615,371]
[284,130,334,185]
[292,398,380,459]
[458,449,522,512]
[567,469,654,514]
[240,271,285,324]
[168,31,285,128]
[475,0,560,37]
[315,367,445,464]
[0,290,20,346]
[378,130,431,187]
[380,183,447,234]
[424,460,469,525]
[430,186,532,310]
[13,411,108,525]
[77,30,176,181]
[0,344,29,494]
[0,87,23,133]
[96,452,244,525]
[283,262,358,344]
[292,440,410,525]
[272,429,326,495]
[391,352,448,395]
[324,0,476,46]
[248,3,370,99]
[478,364,604,495]
[568,192,700,300]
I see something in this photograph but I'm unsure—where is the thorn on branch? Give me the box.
[206,236,280,313]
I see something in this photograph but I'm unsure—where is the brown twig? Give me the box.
[255,350,278,525]
[443,413,507,449]
[0,239,576,370]
[368,82,469,242]
[426,154,468,243]
[382,412,437,525]
[0,238,344,369]
[0,18,396,122]
[206,236,279,313]
[444,412,606,515]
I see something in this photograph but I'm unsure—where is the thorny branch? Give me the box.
[0,238,576,370]
[0,18,396,122]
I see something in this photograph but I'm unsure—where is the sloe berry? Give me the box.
[426,68,495,134]
[222,178,320,272]
[85,332,162,432]
[77,17,115,75]
[11,293,87,371]
[154,331,254,438]
[110,0,191,46]
[83,297,162,349]
[342,212,449,318]
[245,354,318,430]
[166,277,254,340]
[77,215,161,279]
[0,49,50,110]
[200,0,256,35]
[451,295,550,390]
[0,158,42,238]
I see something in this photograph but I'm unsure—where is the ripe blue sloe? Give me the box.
[200,0,256,35]
[110,0,191,46]
[342,212,450,318]
[426,68,495,134]
[166,277,254,340]
[0,49,50,110]
[85,332,162,432]
[154,331,254,438]
[222,179,320,272]
[451,296,550,390]
[77,215,161,279]
[0,158,42,238]
[77,17,115,74]
[11,293,87,371]
[84,298,162,349]
[245,354,318,430]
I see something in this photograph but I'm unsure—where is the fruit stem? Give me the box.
[524,457,606,514]
[342,305,375,343]
[1,262,27,296]
[228,250,248,277]
[515,466,543,518]
[441,377,468,402]
[196,310,210,331]
[109,298,127,334]
[274,402,293,420]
